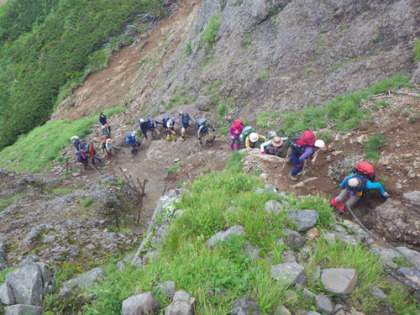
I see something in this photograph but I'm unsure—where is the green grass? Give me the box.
[258,70,270,83]
[216,103,226,116]
[372,100,390,109]
[199,14,222,50]
[280,75,410,135]
[0,108,123,173]
[83,198,94,208]
[414,40,420,61]
[185,41,192,55]
[0,193,24,211]
[167,162,183,174]
[365,133,385,160]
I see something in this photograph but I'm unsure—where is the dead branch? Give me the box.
[394,90,420,98]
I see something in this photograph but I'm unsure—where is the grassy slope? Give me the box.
[41,152,419,314]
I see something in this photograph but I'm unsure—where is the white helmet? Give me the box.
[314,139,326,150]
[139,118,145,123]
[131,131,137,137]
[249,133,259,143]
[348,177,362,189]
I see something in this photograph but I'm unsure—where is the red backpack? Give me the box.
[353,162,375,181]
[295,130,316,147]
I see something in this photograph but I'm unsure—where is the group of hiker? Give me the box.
[228,120,389,216]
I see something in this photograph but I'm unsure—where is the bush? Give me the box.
[217,103,226,116]
[365,132,385,160]
[199,14,222,49]
[185,41,192,54]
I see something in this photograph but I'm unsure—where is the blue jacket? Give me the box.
[99,114,107,125]
[340,174,386,195]
[180,114,196,128]
[126,134,136,146]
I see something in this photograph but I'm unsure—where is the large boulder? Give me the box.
[285,210,319,232]
[271,263,306,286]
[321,268,357,295]
[165,290,195,315]
[4,304,43,315]
[206,225,245,247]
[230,296,262,315]
[0,283,15,305]
[154,281,176,300]
[122,292,159,315]
[6,264,43,306]
[61,268,106,293]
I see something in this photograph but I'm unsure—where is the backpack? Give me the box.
[77,150,87,163]
[197,118,207,126]
[126,133,134,145]
[162,117,169,127]
[295,130,315,147]
[239,126,254,142]
[353,162,376,182]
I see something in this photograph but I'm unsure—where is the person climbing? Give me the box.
[246,132,266,149]
[71,136,80,151]
[166,117,177,141]
[260,136,287,155]
[197,118,215,147]
[99,112,107,126]
[331,162,389,216]
[78,139,88,152]
[239,125,254,147]
[76,149,89,170]
[230,121,244,150]
[147,117,159,139]
[266,131,278,140]
[179,111,197,140]
[88,142,103,164]
[101,123,111,138]
[138,118,149,140]
[288,130,326,181]
[126,132,141,155]
[105,139,113,158]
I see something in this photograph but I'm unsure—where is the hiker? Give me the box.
[147,117,160,138]
[197,118,215,147]
[78,139,88,152]
[260,136,287,155]
[229,121,244,150]
[166,117,177,141]
[101,123,111,138]
[331,162,389,215]
[105,139,112,158]
[126,132,141,155]
[99,112,107,126]
[71,136,80,151]
[288,130,326,181]
[179,111,197,140]
[76,149,89,170]
[266,131,278,140]
[88,142,102,164]
[246,132,266,149]
[138,118,149,140]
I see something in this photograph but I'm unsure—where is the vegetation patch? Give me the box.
[414,40,420,61]
[199,14,222,50]
[0,193,24,211]
[167,162,183,175]
[365,132,386,160]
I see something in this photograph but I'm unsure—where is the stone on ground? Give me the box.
[0,283,15,305]
[5,304,43,315]
[264,200,283,214]
[230,296,262,314]
[165,290,195,315]
[285,231,307,250]
[321,268,357,295]
[271,263,306,286]
[6,264,43,306]
[285,210,319,232]
[122,292,159,315]
[60,267,106,296]
[206,225,245,247]
[315,293,333,314]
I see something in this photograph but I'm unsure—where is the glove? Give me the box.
[261,152,266,155]
[382,192,390,198]
[297,164,302,168]
[198,137,201,141]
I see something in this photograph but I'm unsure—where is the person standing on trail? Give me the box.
[138,118,149,140]
[179,111,197,140]
[78,139,88,152]
[246,132,266,149]
[229,121,244,150]
[288,130,326,181]
[76,149,89,170]
[147,117,159,139]
[260,136,286,155]
[331,162,389,216]
[197,118,215,147]
[126,132,141,155]
[99,112,107,126]
[166,117,177,141]
[105,139,113,158]
[101,123,111,138]
[71,136,80,151]
[88,142,103,164]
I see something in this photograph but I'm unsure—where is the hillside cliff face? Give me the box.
[130,0,419,119]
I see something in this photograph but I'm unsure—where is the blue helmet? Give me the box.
[148,117,153,122]
[171,117,176,121]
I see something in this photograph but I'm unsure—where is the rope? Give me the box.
[345,205,420,292]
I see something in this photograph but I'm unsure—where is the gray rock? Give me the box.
[5,304,43,315]
[398,267,420,286]
[154,281,176,300]
[58,286,73,300]
[271,263,306,286]
[117,253,134,272]
[306,312,321,315]
[372,287,387,301]
[0,243,8,271]
[165,290,195,315]
[62,267,106,291]
[19,254,41,266]
[303,288,316,300]
[395,247,420,269]
[369,245,399,269]
[285,231,307,250]
[0,283,15,305]
[315,293,333,314]
[403,191,420,206]
[323,232,337,244]
[254,187,264,194]
[206,225,245,247]
[264,185,277,194]
[298,245,313,262]
[264,200,283,214]
[321,268,357,295]
[244,241,261,261]
[333,304,345,314]
[281,250,296,264]
[122,292,159,315]
[273,304,291,315]
[230,296,262,314]
[285,210,319,232]
[6,264,43,306]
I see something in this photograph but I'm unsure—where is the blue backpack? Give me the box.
[126,133,134,146]
[162,117,169,128]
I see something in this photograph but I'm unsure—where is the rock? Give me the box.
[61,267,106,291]
[285,210,319,232]
[264,200,283,214]
[402,191,420,207]
[230,296,262,314]
[303,288,316,300]
[264,185,277,194]
[285,231,307,250]
[58,286,73,300]
[281,251,296,263]
[6,264,44,306]
[321,268,357,295]
[306,312,321,315]
[206,225,245,247]
[244,241,261,261]
[307,227,320,239]
[122,292,159,315]
[254,187,264,194]
[331,150,343,156]
[165,290,195,315]
[0,243,8,271]
[271,263,306,286]
[356,135,368,143]
[5,304,43,315]
[0,283,15,305]
[369,245,399,269]
[372,287,387,300]
[395,247,420,269]
[397,267,420,286]
[272,304,291,315]
[315,294,333,314]
[19,254,41,266]
[154,281,176,300]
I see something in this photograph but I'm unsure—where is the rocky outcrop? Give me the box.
[206,225,245,247]
[230,296,262,315]
[59,267,106,298]
[6,265,44,306]
[4,304,43,315]
[165,290,195,315]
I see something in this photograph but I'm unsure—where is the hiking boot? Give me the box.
[288,172,298,181]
